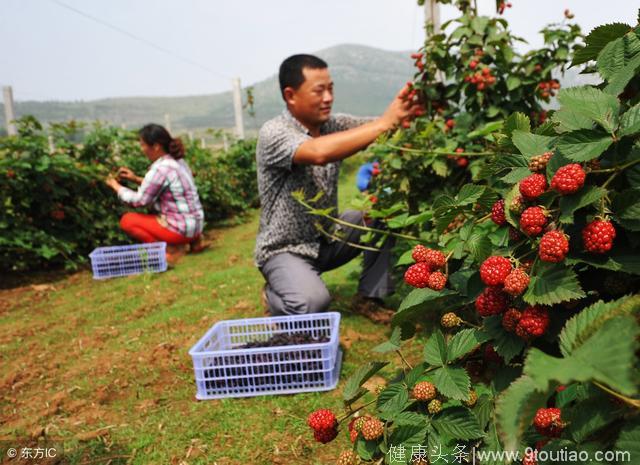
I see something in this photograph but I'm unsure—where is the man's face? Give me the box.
[285,67,334,127]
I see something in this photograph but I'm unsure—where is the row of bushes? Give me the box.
[0,116,258,272]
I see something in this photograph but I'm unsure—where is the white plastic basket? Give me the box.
[89,242,167,279]
[188,312,342,399]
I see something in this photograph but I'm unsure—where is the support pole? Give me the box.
[3,86,17,136]
[232,78,245,140]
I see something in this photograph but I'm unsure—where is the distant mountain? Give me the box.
[0,44,415,133]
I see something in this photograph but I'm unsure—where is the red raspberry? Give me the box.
[582,220,616,254]
[491,199,506,226]
[520,206,547,236]
[533,408,564,437]
[502,308,522,332]
[412,381,437,401]
[480,256,513,286]
[361,417,384,441]
[470,60,478,69]
[446,119,455,128]
[516,305,550,339]
[349,428,358,443]
[523,450,538,465]
[519,173,548,200]
[456,157,469,167]
[551,164,586,195]
[308,409,337,431]
[503,268,530,296]
[475,287,509,316]
[313,427,338,443]
[425,249,447,269]
[427,271,447,291]
[539,230,569,262]
[411,244,429,263]
[404,262,431,288]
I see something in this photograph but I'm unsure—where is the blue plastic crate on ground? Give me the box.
[89,242,167,279]
[189,312,342,400]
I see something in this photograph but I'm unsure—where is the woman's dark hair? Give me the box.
[278,54,328,99]
[138,123,185,159]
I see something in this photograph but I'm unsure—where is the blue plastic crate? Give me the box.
[189,312,342,400]
[89,242,167,279]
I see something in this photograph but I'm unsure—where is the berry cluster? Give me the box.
[308,409,338,444]
[537,80,560,100]
[411,52,424,72]
[404,245,448,290]
[464,66,496,91]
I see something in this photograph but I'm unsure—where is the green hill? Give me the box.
[1,44,415,133]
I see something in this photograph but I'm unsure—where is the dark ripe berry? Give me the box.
[582,220,616,254]
[520,206,547,236]
[404,262,431,288]
[484,344,503,364]
[551,164,586,195]
[539,230,569,262]
[515,306,550,340]
[475,287,509,316]
[502,308,522,332]
[509,227,523,243]
[491,199,506,226]
[314,427,338,444]
[519,173,548,200]
[480,256,513,286]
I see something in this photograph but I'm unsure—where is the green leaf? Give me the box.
[523,263,586,306]
[456,184,485,206]
[432,366,471,401]
[343,361,389,402]
[467,120,503,139]
[389,424,428,455]
[506,75,521,91]
[556,129,612,162]
[378,383,410,415]
[614,420,640,465]
[482,421,505,465]
[446,329,489,362]
[503,112,531,137]
[558,186,607,224]
[431,407,484,440]
[559,295,640,357]
[465,228,493,262]
[565,397,619,443]
[556,86,620,134]
[392,411,428,427]
[424,330,447,366]
[481,316,525,363]
[571,23,632,66]
[612,188,640,230]
[552,107,595,132]
[496,376,548,453]
[394,288,457,326]
[500,167,531,183]
[606,51,640,97]
[355,436,378,461]
[620,103,640,137]
[373,326,402,353]
[512,130,555,157]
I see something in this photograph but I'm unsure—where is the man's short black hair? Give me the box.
[278,54,328,99]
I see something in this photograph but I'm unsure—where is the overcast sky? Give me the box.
[1,0,637,102]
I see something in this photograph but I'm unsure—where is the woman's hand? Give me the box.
[105,175,122,193]
[117,167,141,184]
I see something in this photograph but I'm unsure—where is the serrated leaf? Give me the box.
[566,250,640,275]
[552,107,595,132]
[432,366,471,401]
[481,316,525,363]
[447,329,489,362]
[565,397,618,443]
[424,330,447,366]
[355,436,378,461]
[557,86,620,134]
[614,420,640,464]
[605,51,640,96]
[559,295,640,357]
[496,376,548,453]
[558,186,607,224]
[431,407,484,440]
[571,23,631,66]
[557,129,613,162]
[344,361,389,401]
[500,167,532,183]
[482,421,505,465]
[619,102,640,137]
[394,288,457,326]
[389,424,428,453]
[465,228,493,263]
[523,263,586,306]
[503,112,531,137]
[396,248,415,266]
[378,383,410,415]
[392,411,429,427]
[456,184,485,206]
[373,326,403,353]
[512,130,555,157]
[506,75,521,91]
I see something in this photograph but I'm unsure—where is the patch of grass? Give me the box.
[0,158,424,464]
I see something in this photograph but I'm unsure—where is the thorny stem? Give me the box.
[600,158,640,189]
[337,398,378,423]
[385,142,494,157]
[590,157,640,175]
[397,349,414,371]
[594,381,640,409]
[315,223,381,252]
[475,213,492,224]
[296,196,421,241]
[462,320,482,329]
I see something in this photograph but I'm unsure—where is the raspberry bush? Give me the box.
[306,5,640,463]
